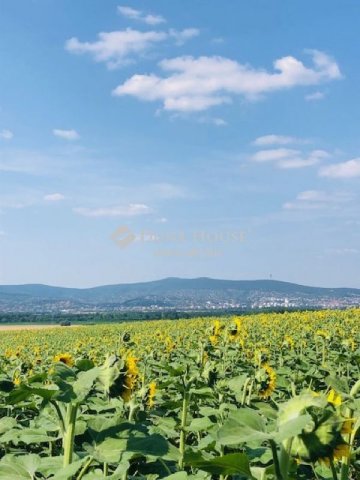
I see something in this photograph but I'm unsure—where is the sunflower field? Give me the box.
[0,309,359,480]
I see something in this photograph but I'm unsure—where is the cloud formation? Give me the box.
[53,129,80,140]
[319,158,360,178]
[66,28,198,69]
[250,148,329,169]
[305,91,326,101]
[73,203,151,217]
[118,5,166,25]
[283,190,353,210]
[0,129,14,140]
[113,50,341,112]
[325,248,359,255]
[252,134,305,146]
[44,193,65,202]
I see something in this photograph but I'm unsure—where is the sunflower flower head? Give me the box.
[327,389,342,407]
[279,393,351,465]
[53,353,74,367]
[148,381,157,408]
[256,363,276,398]
[121,356,139,402]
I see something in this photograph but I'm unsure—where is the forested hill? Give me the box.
[0,277,359,313]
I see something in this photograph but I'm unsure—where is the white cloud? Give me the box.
[0,231,5,237]
[213,118,227,126]
[251,148,329,169]
[73,203,151,217]
[296,190,329,202]
[252,134,305,146]
[325,248,359,255]
[113,50,341,112]
[283,201,323,210]
[211,37,225,45]
[44,193,65,202]
[66,28,198,69]
[198,116,227,126]
[0,129,14,140]
[117,6,166,25]
[53,129,80,140]
[305,91,326,101]
[319,158,360,178]
[251,148,300,162]
[283,189,353,210]
[66,29,167,69]
[169,28,199,45]
[277,150,329,169]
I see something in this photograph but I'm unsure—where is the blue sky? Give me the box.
[1,0,360,288]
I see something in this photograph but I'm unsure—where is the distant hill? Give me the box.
[0,277,359,313]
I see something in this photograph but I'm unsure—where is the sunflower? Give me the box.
[257,363,276,398]
[121,356,139,402]
[165,337,175,353]
[327,389,342,407]
[280,393,351,465]
[213,320,222,336]
[228,318,242,341]
[53,353,74,366]
[148,381,157,408]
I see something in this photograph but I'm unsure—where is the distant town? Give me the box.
[0,278,359,316]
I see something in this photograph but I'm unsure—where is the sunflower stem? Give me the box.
[50,400,65,434]
[241,378,250,406]
[178,390,190,469]
[270,440,284,480]
[63,402,78,471]
[329,458,338,480]
[76,456,93,480]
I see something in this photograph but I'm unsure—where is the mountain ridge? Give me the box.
[0,277,359,313]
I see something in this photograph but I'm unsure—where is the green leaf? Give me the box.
[89,437,128,463]
[227,375,248,394]
[0,454,41,480]
[0,417,17,435]
[189,387,213,398]
[188,417,214,432]
[277,393,326,425]
[162,473,188,480]
[187,452,254,478]
[52,378,76,403]
[76,358,95,371]
[97,355,124,396]
[273,414,313,443]
[37,456,63,477]
[217,409,269,445]
[52,363,77,381]
[27,372,47,384]
[7,384,58,404]
[73,367,100,402]
[127,433,170,457]
[51,458,87,480]
[325,376,349,394]
[87,418,141,444]
[90,432,169,464]
[250,464,275,480]
[1,428,54,445]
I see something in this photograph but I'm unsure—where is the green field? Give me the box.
[0,310,359,479]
